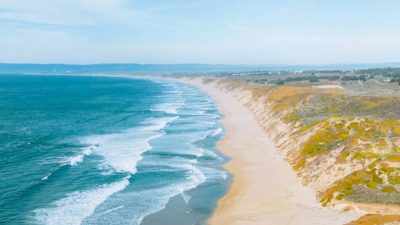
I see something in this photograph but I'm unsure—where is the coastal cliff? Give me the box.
[198,78,400,225]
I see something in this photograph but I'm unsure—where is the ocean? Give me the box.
[0,74,229,225]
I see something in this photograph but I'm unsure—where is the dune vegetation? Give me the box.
[215,79,400,224]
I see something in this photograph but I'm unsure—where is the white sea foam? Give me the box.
[181,164,207,185]
[38,80,224,225]
[35,116,178,225]
[34,178,129,225]
[83,165,206,225]
[197,148,224,161]
[151,101,184,114]
[76,117,178,174]
[140,116,178,132]
[211,127,223,136]
[150,82,185,115]
[196,165,229,182]
[196,110,206,115]
[67,147,94,166]
[191,148,204,157]
[97,205,125,216]
[84,133,158,174]
[41,173,51,181]
[89,164,207,225]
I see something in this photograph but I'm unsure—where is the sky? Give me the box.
[1,0,400,65]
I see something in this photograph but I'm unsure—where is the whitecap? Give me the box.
[34,178,129,225]
[77,117,178,174]
[41,173,52,181]
[140,116,178,132]
[151,101,184,114]
[34,115,179,225]
[82,164,207,225]
[61,146,95,167]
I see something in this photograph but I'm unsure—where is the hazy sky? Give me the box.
[1,0,400,64]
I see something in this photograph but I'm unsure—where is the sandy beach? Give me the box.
[179,78,363,225]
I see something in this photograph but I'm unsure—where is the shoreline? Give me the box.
[179,78,363,225]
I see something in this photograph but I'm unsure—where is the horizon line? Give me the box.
[1,62,400,67]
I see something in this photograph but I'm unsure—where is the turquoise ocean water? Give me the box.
[0,75,229,225]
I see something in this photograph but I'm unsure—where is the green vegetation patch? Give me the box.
[290,94,400,127]
[321,163,400,206]
[294,116,400,169]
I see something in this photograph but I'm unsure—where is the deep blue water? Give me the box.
[0,75,228,225]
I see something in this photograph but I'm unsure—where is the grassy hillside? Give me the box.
[218,80,400,225]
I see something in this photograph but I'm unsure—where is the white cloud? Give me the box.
[0,0,141,26]
[1,0,400,64]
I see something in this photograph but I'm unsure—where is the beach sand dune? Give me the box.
[180,78,362,225]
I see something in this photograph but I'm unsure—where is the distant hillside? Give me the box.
[0,63,258,74]
[1,63,400,75]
